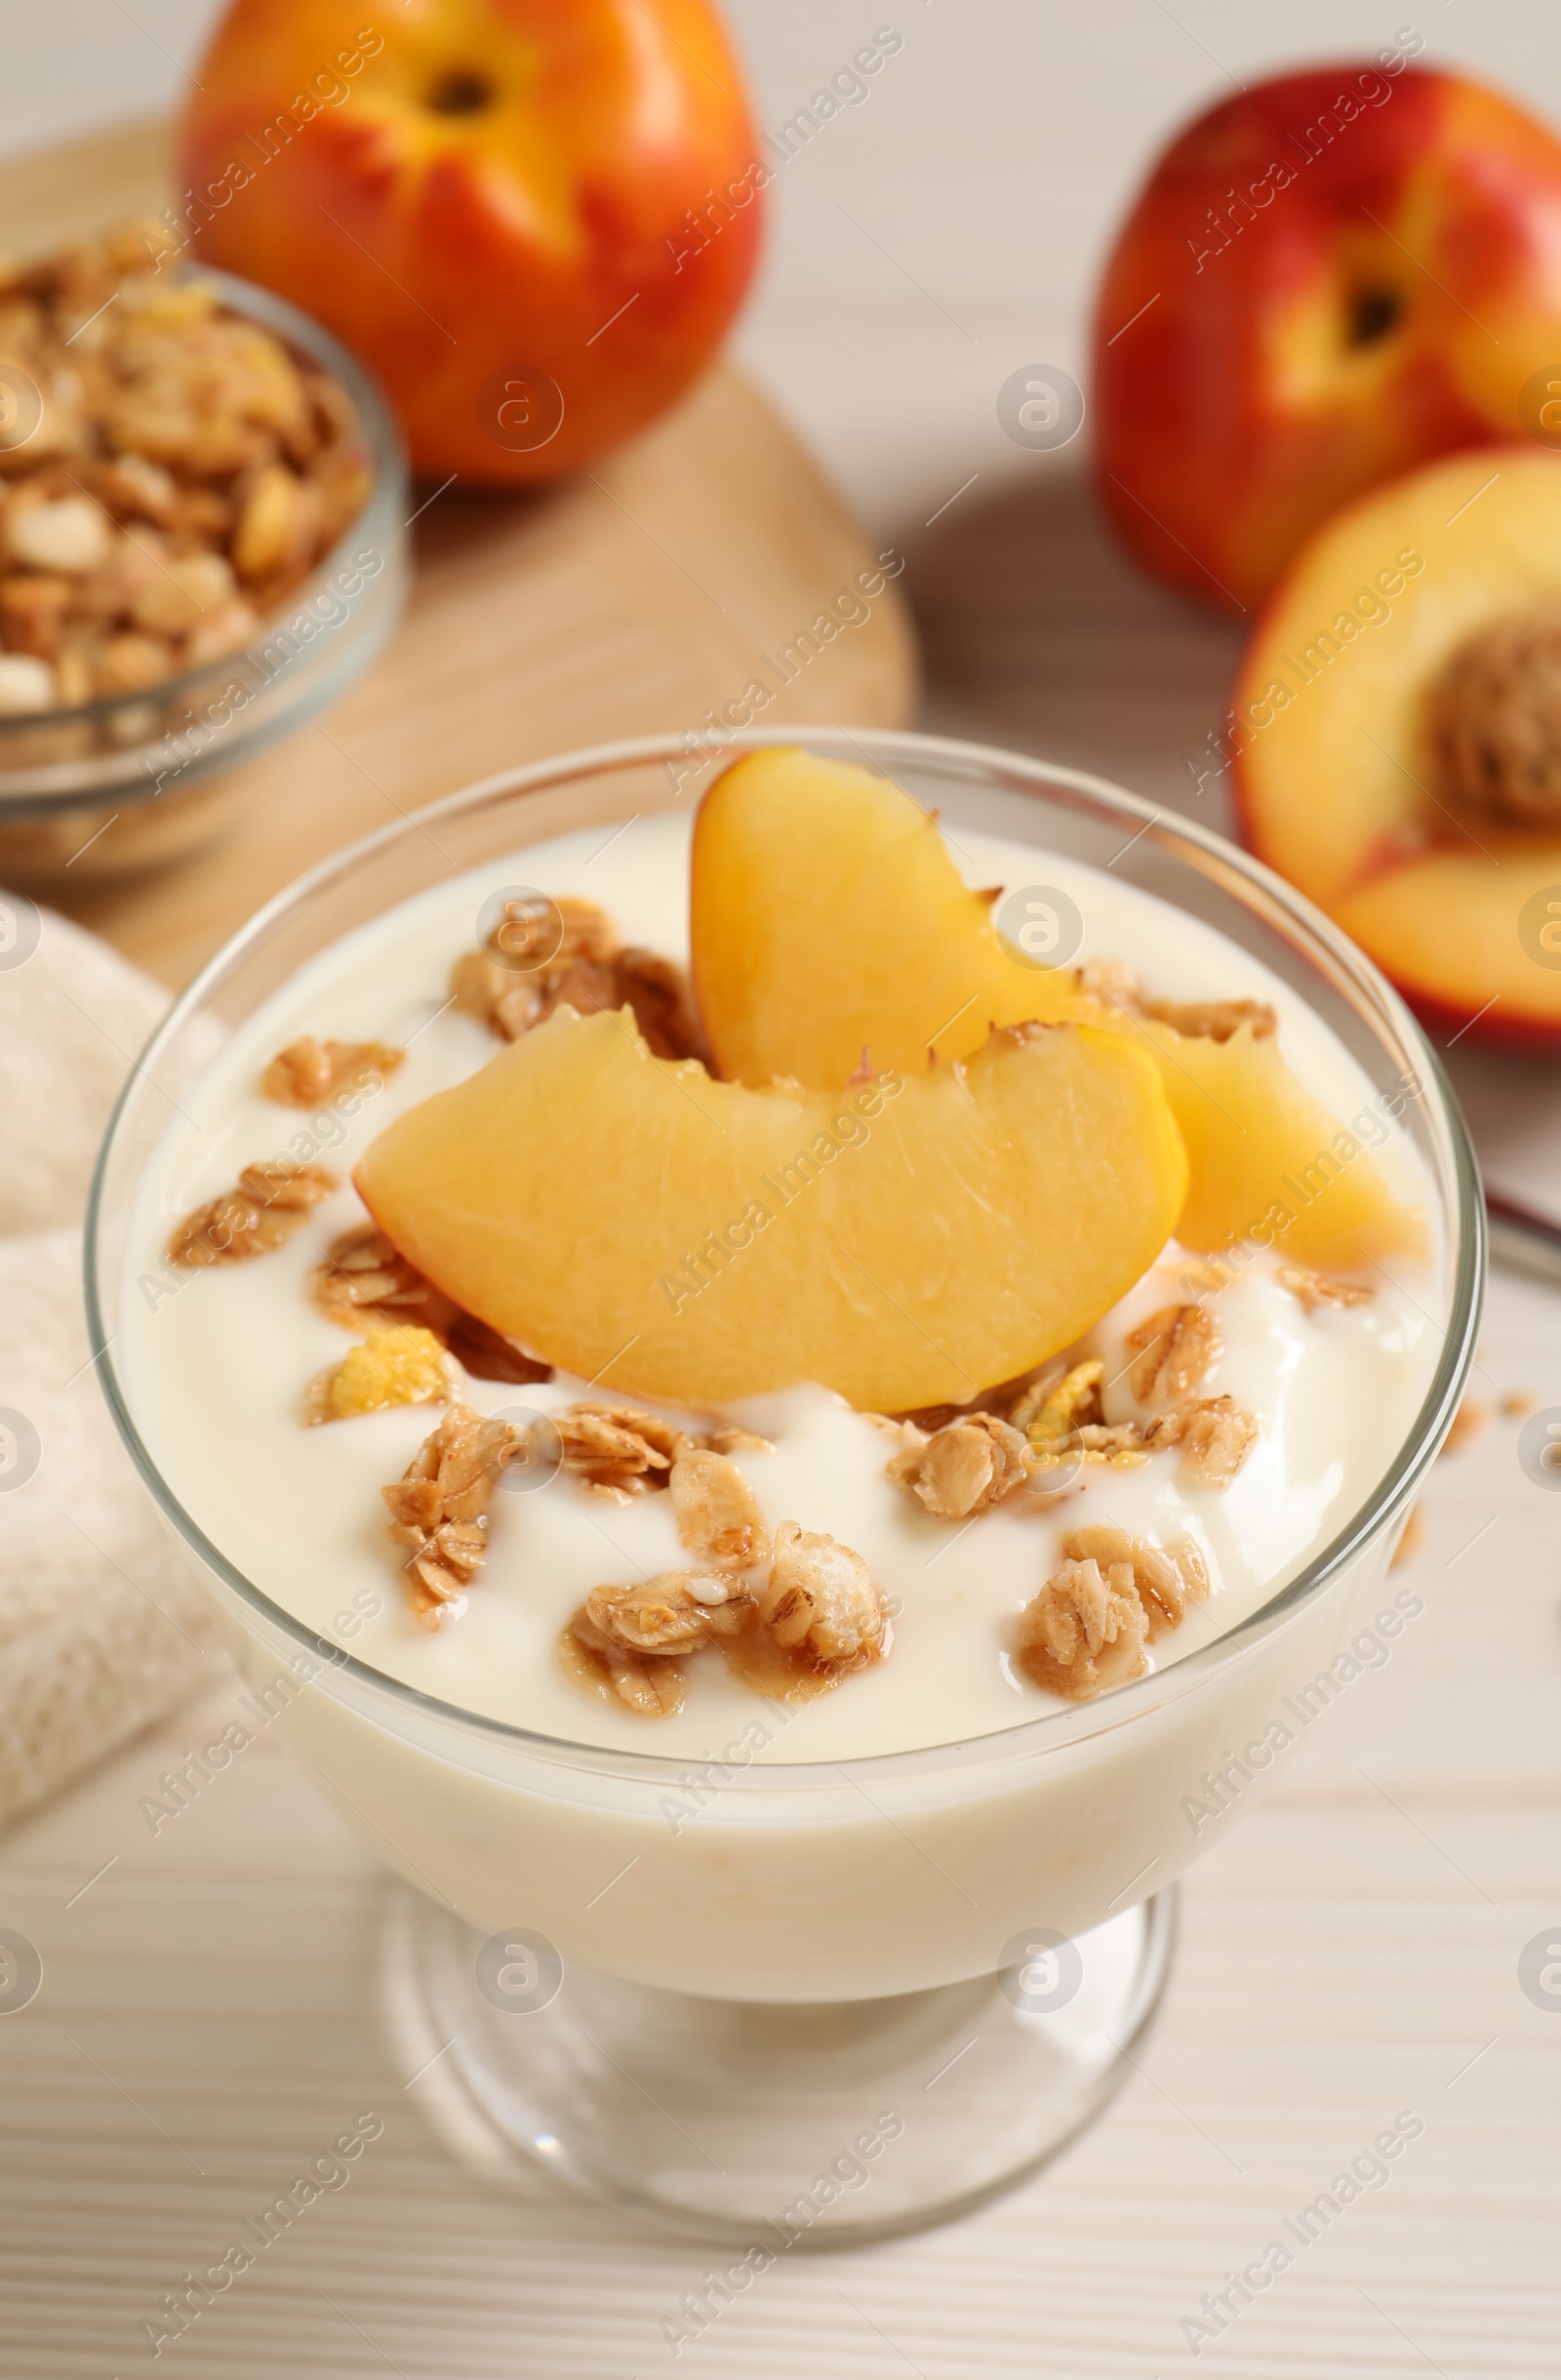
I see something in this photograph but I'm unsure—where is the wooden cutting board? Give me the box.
[0,120,918,988]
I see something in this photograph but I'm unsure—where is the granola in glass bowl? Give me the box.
[0,221,406,881]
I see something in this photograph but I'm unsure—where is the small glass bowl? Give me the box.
[0,268,408,885]
[86,727,1483,2239]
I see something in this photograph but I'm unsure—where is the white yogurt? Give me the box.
[120,813,1441,1766]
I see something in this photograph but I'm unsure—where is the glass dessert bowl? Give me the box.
[86,726,1481,2243]
[0,230,407,885]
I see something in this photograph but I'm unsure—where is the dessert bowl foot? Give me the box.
[381,1882,1178,2245]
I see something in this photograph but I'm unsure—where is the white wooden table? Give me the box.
[7,4,1561,2371]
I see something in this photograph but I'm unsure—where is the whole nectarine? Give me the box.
[177,0,763,483]
[1094,53,1561,612]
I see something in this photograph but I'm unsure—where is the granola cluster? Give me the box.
[762,1522,886,1666]
[167,1159,336,1267]
[1139,995,1277,1042]
[670,1442,770,1561]
[889,1411,1030,1517]
[1017,1527,1210,1701]
[261,1036,403,1109]
[885,1311,1260,1527]
[560,1570,756,1718]
[554,1402,694,1499]
[452,894,706,1061]
[1018,1357,1151,1471]
[305,1220,552,1386]
[1124,1301,1221,1404]
[554,1446,887,1718]
[1276,1264,1376,1313]
[381,1405,526,1630]
[306,1221,433,1327]
[1141,1394,1260,1488]
[1070,955,1277,1044]
[0,223,370,718]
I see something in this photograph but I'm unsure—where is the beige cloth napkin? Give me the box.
[0,898,217,1830]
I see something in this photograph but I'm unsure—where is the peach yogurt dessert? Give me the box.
[118,748,1444,1999]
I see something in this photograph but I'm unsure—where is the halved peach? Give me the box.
[691,747,1420,1264]
[1332,841,1561,1050]
[1233,444,1561,1046]
[354,1005,1186,1412]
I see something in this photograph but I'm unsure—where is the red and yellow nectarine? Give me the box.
[178,0,763,483]
[1094,56,1561,611]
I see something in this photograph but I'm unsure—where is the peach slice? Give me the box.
[691,747,1419,1265]
[1232,445,1561,1045]
[354,1006,1186,1413]
[691,747,1084,1086]
[1134,1017,1421,1262]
